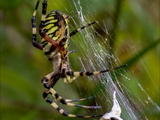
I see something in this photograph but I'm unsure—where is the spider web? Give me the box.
[49,0,159,120]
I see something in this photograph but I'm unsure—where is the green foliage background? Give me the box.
[0,0,159,120]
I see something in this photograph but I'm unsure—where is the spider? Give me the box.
[31,0,125,118]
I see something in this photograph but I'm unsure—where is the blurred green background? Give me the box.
[0,0,159,120]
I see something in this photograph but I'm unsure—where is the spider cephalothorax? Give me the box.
[31,0,125,118]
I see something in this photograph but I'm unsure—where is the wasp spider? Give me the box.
[31,0,125,118]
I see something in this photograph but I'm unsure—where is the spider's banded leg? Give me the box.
[43,92,102,118]
[48,88,101,109]
[41,70,61,89]
[31,0,43,50]
[65,96,96,103]
[61,21,97,46]
[69,21,97,37]
[42,71,101,109]
[65,65,126,83]
[39,0,47,29]
[63,76,78,84]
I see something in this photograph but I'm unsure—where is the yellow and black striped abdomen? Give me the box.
[41,10,69,58]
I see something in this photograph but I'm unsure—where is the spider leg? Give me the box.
[69,21,97,38]
[43,91,102,118]
[42,70,101,109]
[48,88,101,109]
[67,50,77,55]
[65,65,126,83]
[41,70,61,89]
[31,0,43,50]
[60,21,97,47]
[39,0,47,28]
[65,96,96,103]
[63,75,78,84]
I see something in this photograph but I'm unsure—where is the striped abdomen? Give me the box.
[41,10,69,59]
